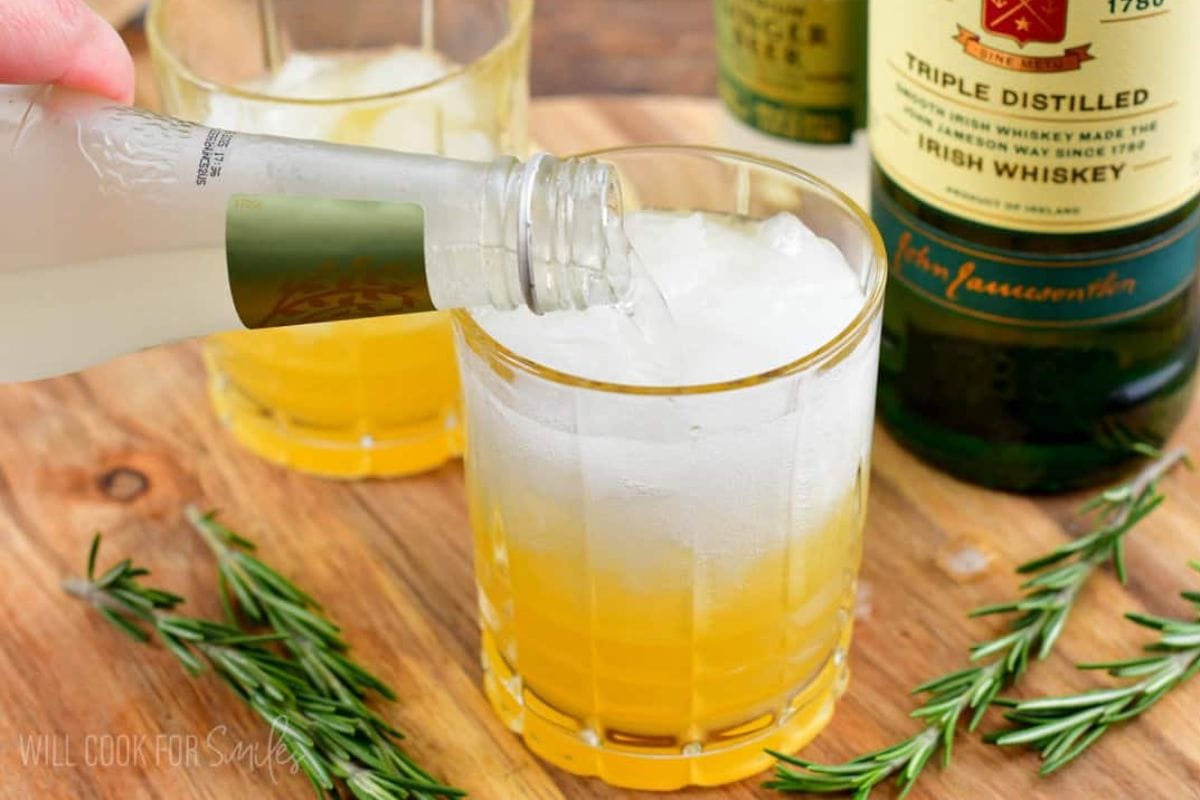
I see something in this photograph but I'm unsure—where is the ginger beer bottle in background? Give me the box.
[714,0,869,204]
[869,1,1200,491]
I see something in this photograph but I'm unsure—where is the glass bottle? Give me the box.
[714,0,870,205]
[0,85,629,381]
[868,1,1200,491]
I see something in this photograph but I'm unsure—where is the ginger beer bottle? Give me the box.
[0,86,630,382]
[714,0,869,201]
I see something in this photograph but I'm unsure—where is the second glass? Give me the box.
[147,0,532,477]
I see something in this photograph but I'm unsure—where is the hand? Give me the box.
[0,0,134,103]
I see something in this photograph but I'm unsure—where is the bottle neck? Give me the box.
[395,150,631,316]
[506,153,632,314]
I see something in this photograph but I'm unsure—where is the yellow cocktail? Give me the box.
[148,0,531,476]
[471,485,865,788]
[455,147,886,789]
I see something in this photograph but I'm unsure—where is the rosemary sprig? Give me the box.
[767,447,1188,798]
[184,507,447,794]
[989,560,1200,774]
[184,507,395,704]
[66,533,464,800]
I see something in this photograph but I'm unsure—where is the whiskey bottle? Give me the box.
[869,1,1200,491]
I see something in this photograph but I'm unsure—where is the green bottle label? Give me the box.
[875,189,1200,328]
[715,0,866,144]
[226,194,431,329]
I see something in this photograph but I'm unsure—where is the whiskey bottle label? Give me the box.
[876,190,1200,326]
[716,0,866,143]
[870,0,1200,234]
[225,194,431,329]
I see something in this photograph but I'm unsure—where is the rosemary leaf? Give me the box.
[768,447,1188,797]
[992,561,1200,773]
[67,527,463,799]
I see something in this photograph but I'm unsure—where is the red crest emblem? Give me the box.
[983,0,1068,46]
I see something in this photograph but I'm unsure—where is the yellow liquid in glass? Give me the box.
[208,312,462,478]
[194,42,526,477]
[472,484,863,790]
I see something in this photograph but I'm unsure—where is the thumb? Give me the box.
[0,0,135,103]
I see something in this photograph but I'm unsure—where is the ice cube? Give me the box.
[476,209,864,387]
[758,211,819,259]
[354,47,453,95]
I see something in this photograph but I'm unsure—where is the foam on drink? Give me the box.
[473,210,865,386]
[468,209,874,557]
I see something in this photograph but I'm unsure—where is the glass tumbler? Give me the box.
[454,146,886,789]
[147,0,532,477]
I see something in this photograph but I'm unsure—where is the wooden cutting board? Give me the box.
[1,97,1199,800]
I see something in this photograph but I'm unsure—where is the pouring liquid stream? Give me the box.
[615,232,686,383]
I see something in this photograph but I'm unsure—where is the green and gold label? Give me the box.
[715,0,866,143]
[225,194,430,329]
[870,0,1200,234]
[876,188,1200,327]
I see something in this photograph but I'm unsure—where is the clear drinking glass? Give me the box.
[147,0,532,477]
[454,146,886,789]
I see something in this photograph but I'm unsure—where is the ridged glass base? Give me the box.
[210,392,461,479]
[481,628,849,791]
[202,317,463,479]
[208,379,462,479]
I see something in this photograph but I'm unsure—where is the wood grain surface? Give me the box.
[2,98,1199,800]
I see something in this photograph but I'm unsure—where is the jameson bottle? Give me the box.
[714,0,870,202]
[0,86,630,382]
[869,0,1200,491]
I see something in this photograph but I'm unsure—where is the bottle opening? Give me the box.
[517,153,636,314]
